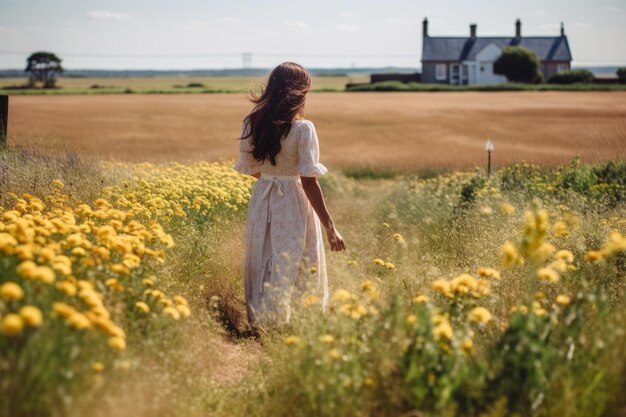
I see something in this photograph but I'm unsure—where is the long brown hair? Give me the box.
[241,62,312,165]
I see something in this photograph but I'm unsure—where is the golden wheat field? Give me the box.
[7,91,626,170]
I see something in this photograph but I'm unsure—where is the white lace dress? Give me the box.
[234,119,328,328]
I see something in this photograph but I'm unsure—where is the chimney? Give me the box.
[470,23,477,38]
[515,18,522,38]
[560,22,565,37]
[423,17,429,38]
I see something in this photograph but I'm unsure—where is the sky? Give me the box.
[1,0,625,70]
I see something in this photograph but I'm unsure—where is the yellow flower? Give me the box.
[173,295,188,306]
[67,312,92,330]
[537,267,560,283]
[328,348,342,359]
[499,202,516,215]
[0,282,24,301]
[552,220,569,237]
[432,279,453,298]
[142,277,155,286]
[284,335,304,348]
[309,266,317,274]
[413,294,429,304]
[433,321,453,341]
[364,377,375,388]
[556,295,571,306]
[19,305,43,327]
[382,223,390,228]
[585,250,604,263]
[502,241,523,267]
[176,304,191,318]
[469,307,492,324]
[300,294,320,306]
[318,334,335,344]
[450,273,478,294]
[360,280,380,300]
[92,362,105,372]
[108,336,127,351]
[135,301,150,313]
[385,262,396,270]
[2,314,24,337]
[372,258,386,266]
[406,314,418,325]
[393,233,405,244]
[532,301,547,316]
[52,302,77,318]
[50,179,65,188]
[163,306,181,320]
[331,289,353,302]
[554,249,574,263]
[347,260,359,267]
[462,338,473,353]
[477,267,501,280]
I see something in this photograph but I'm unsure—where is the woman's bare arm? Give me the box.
[301,176,346,251]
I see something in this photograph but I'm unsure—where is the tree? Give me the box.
[617,67,626,84]
[25,52,63,88]
[494,46,542,84]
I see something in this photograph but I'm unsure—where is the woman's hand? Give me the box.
[326,226,346,251]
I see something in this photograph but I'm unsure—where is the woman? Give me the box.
[234,62,345,331]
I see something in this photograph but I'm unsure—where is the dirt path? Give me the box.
[8,92,626,170]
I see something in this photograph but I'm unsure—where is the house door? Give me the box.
[450,64,469,85]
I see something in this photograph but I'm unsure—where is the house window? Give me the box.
[557,63,569,73]
[435,64,447,80]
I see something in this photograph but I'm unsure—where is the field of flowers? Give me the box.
[1,148,625,417]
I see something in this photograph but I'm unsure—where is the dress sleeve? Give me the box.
[233,120,261,175]
[297,121,328,177]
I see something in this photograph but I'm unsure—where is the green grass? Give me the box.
[1,145,626,417]
[347,81,626,92]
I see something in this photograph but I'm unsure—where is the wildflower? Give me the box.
[328,348,342,360]
[300,294,319,306]
[284,335,304,348]
[533,242,556,262]
[2,314,24,337]
[19,305,43,327]
[413,294,429,304]
[385,262,396,270]
[462,338,473,353]
[451,273,478,294]
[142,277,155,286]
[556,295,571,306]
[480,206,493,215]
[339,303,368,320]
[585,250,604,263]
[478,267,501,280]
[372,258,386,266]
[67,312,92,330]
[406,314,418,325]
[360,280,380,300]
[108,336,127,351]
[163,306,181,320]
[393,233,405,243]
[552,220,569,237]
[332,289,353,302]
[319,334,335,344]
[173,295,188,306]
[499,202,516,215]
[433,321,453,341]
[364,377,375,388]
[469,307,492,324]
[50,179,65,188]
[176,304,191,318]
[347,260,359,267]
[309,266,317,274]
[537,267,560,283]
[432,279,453,298]
[0,282,24,301]
[532,301,547,316]
[382,223,390,228]
[502,242,523,267]
[135,301,150,313]
[92,362,105,372]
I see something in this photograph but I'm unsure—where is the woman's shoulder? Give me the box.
[292,119,316,135]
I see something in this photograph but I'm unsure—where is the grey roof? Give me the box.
[422,36,572,62]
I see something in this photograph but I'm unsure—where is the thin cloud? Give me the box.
[214,17,244,25]
[335,23,358,32]
[386,17,417,24]
[283,20,310,30]
[605,6,624,12]
[342,12,359,18]
[86,10,131,21]
[573,22,591,29]
[535,10,549,17]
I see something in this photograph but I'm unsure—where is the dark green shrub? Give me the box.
[617,67,626,84]
[494,46,542,83]
[548,69,594,84]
